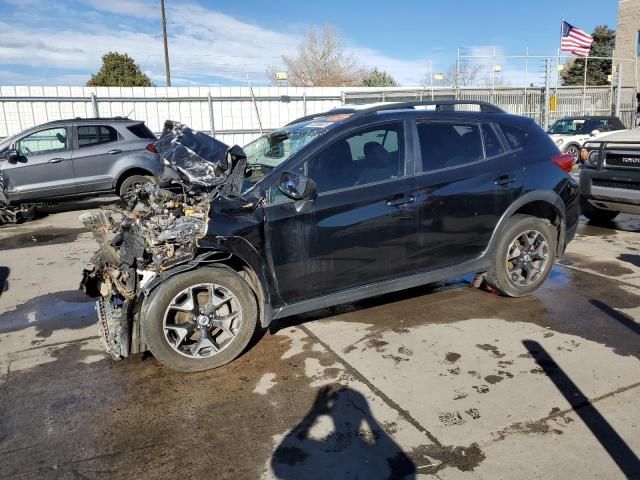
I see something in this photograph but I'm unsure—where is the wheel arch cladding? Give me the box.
[486,191,566,257]
[143,253,269,328]
[114,167,154,190]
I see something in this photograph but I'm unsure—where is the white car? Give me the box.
[547,116,625,162]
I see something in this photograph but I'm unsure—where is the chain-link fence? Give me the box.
[344,86,637,128]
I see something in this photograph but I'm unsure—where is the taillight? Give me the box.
[551,153,573,173]
[146,144,158,153]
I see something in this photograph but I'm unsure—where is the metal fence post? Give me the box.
[303,91,307,115]
[615,64,622,119]
[207,93,215,136]
[543,59,551,129]
[91,93,99,117]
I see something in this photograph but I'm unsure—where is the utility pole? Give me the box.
[160,0,171,87]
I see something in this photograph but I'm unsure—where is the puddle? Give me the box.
[559,254,635,276]
[0,227,87,251]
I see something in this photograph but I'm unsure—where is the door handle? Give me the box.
[48,157,64,163]
[386,194,415,208]
[494,175,515,187]
[107,149,122,155]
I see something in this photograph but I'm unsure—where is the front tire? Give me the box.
[485,215,556,297]
[580,197,618,223]
[564,144,580,163]
[143,268,258,372]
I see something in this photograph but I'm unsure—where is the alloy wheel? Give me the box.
[163,283,242,359]
[505,229,550,287]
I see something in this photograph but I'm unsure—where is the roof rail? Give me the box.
[284,108,357,126]
[285,100,505,126]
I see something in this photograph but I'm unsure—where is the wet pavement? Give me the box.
[0,210,639,479]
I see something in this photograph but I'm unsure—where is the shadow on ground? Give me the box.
[523,340,640,478]
[0,266,8,296]
[0,290,96,340]
[271,385,416,480]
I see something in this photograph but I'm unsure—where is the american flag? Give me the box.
[561,21,594,58]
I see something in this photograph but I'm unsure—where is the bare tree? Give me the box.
[424,61,483,87]
[267,26,364,87]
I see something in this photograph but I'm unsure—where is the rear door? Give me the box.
[412,119,525,271]
[264,120,419,303]
[1,126,75,201]
[72,124,123,193]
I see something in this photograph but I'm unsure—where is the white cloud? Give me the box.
[0,1,431,86]
[81,0,158,19]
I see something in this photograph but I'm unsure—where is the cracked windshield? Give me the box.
[243,118,341,190]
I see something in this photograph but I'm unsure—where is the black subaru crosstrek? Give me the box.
[81,101,579,372]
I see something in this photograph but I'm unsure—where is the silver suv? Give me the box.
[0,118,166,205]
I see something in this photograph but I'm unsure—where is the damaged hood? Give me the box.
[81,122,251,296]
[155,120,247,193]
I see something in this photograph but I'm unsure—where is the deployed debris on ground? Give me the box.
[80,120,248,359]
[0,173,38,224]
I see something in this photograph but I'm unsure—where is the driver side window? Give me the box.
[303,123,405,194]
[16,127,68,156]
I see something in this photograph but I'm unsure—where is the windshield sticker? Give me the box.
[306,121,332,128]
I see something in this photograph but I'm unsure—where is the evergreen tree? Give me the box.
[561,26,615,86]
[361,68,398,87]
[87,52,154,87]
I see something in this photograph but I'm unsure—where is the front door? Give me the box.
[412,121,525,271]
[265,121,419,304]
[1,126,75,202]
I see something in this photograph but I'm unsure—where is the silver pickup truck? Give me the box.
[580,129,640,222]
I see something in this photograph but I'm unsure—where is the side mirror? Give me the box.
[590,129,600,137]
[277,171,316,200]
[6,148,20,163]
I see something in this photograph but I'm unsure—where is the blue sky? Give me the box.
[0,0,617,86]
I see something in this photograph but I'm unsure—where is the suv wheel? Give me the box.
[580,197,618,223]
[118,174,153,198]
[565,144,580,163]
[485,215,556,297]
[143,268,258,372]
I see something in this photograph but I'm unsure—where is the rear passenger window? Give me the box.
[417,122,483,171]
[482,124,505,157]
[498,124,528,150]
[78,126,118,148]
[127,123,157,139]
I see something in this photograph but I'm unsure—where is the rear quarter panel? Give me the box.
[521,118,580,239]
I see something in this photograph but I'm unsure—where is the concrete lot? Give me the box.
[0,202,638,480]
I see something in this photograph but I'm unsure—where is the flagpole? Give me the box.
[556,18,564,91]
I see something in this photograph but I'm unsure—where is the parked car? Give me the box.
[0,118,168,222]
[547,115,625,162]
[579,128,640,222]
[81,102,580,372]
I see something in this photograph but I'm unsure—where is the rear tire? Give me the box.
[118,174,153,198]
[143,268,258,372]
[485,215,556,297]
[580,197,618,223]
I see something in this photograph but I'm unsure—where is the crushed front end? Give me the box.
[80,121,247,360]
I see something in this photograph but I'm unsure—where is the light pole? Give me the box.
[161,0,171,87]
